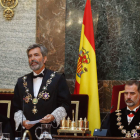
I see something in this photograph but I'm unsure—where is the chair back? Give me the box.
[0,92,15,135]
[111,84,126,113]
[0,93,14,118]
[67,94,88,121]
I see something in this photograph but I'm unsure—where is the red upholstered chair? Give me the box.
[110,84,126,113]
[101,84,126,130]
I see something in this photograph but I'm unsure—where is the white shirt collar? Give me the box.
[127,105,140,112]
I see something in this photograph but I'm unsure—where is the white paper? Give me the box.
[26,119,41,124]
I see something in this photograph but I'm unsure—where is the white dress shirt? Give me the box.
[33,69,44,97]
[127,105,140,125]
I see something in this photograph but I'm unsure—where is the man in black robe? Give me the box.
[13,44,71,140]
[108,80,140,137]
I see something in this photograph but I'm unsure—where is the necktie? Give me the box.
[33,73,44,78]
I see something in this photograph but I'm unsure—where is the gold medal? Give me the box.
[24,96,30,103]
[125,131,131,138]
[42,92,50,100]
[32,98,38,104]
[32,106,37,114]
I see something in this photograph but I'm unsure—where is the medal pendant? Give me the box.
[24,96,30,103]
[42,92,50,100]
[125,131,131,138]
[32,98,38,105]
[32,106,38,114]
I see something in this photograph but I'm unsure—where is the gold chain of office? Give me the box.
[22,72,56,114]
[115,110,140,138]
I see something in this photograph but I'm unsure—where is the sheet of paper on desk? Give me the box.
[27,119,41,124]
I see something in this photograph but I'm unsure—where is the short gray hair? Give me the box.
[125,80,140,93]
[26,44,47,57]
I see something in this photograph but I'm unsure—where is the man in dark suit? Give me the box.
[108,80,140,138]
[13,44,71,140]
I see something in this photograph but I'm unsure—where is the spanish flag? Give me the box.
[74,0,101,133]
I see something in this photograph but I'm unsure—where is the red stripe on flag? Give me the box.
[77,61,82,73]
[73,81,80,94]
[83,0,95,51]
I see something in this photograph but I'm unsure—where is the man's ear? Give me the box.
[44,56,47,63]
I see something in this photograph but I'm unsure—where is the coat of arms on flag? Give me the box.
[77,48,90,78]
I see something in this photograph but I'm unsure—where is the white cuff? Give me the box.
[14,110,26,130]
[51,107,67,127]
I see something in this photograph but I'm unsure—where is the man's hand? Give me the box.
[40,114,55,123]
[23,120,35,129]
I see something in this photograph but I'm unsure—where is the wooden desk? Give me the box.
[52,135,140,140]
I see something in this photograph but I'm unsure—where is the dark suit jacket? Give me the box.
[0,114,14,140]
[108,107,140,137]
[13,68,71,140]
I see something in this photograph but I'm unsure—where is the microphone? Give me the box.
[100,105,114,131]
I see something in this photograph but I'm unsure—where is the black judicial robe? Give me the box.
[108,107,140,137]
[13,68,71,140]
